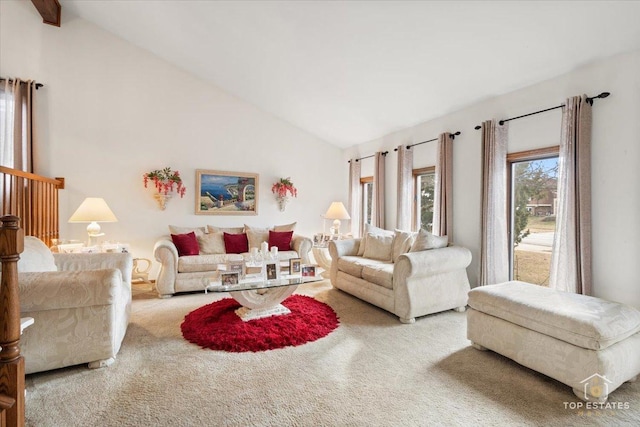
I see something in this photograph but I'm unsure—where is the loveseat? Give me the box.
[329,226,472,323]
[154,224,312,297]
[18,236,133,374]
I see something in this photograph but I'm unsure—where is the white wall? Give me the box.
[346,50,640,309]
[0,1,346,276]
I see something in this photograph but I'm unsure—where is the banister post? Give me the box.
[0,215,25,427]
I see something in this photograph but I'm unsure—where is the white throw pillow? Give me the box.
[169,225,206,237]
[197,232,226,254]
[207,225,244,234]
[410,229,448,252]
[363,232,394,262]
[273,222,297,232]
[246,228,269,250]
[357,224,394,256]
[392,229,416,262]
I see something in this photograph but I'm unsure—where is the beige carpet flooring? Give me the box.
[25,280,639,426]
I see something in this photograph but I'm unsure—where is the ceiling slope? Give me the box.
[60,1,640,148]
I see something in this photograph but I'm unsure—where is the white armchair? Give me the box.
[17,237,132,374]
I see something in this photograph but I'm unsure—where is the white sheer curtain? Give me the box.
[0,78,35,171]
[396,144,413,231]
[433,132,453,241]
[549,95,592,295]
[373,151,385,229]
[480,120,509,286]
[348,158,362,237]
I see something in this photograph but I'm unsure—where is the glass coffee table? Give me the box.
[205,273,324,321]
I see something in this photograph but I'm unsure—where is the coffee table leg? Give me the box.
[230,285,298,321]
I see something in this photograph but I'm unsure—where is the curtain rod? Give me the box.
[347,151,388,163]
[0,77,43,90]
[393,131,461,152]
[473,92,610,130]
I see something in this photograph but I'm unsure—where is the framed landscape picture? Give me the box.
[196,169,259,215]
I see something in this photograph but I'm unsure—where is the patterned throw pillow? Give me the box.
[171,232,200,256]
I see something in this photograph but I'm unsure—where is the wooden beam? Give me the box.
[30,0,61,27]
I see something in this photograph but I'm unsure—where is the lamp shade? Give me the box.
[324,202,350,220]
[69,198,118,223]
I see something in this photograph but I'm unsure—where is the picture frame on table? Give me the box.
[301,264,317,277]
[220,271,240,286]
[195,169,259,215]
[226,259,246,279]
[265,260,280,281]
[289,258,302,275]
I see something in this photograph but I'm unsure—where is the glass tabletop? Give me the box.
[205,273,324,293]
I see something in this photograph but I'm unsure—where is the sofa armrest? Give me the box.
[291,235,312,263]
[19,269,123,312]
[394,246,472,280]
[328,239,361,286]
[329,238,361,258]
[54,252,133,286]
[154,238,179,297]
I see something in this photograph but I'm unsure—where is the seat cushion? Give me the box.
[361,263,394,290]
[337,256,390,279]
[468,281,640,350]
[178,254,229,273]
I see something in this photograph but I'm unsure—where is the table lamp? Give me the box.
[324,202,350,236]
[68,197,118,246]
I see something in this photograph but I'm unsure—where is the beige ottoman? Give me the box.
[467,281,640,402]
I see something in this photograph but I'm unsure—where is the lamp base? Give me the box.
[87,222,105,246]
[330,219,341,236]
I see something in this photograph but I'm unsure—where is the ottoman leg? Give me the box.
[572,388,608,403]
[471,342,488,351]
[453,306,466,313]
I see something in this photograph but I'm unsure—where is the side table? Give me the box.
[132,258,153,284]
[311,246,332,278]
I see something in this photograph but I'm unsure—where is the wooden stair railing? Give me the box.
[0,166,64,248]
[0,215,25,427]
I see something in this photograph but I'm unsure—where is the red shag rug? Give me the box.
[181,295,339,352]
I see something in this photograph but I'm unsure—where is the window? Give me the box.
[360,176,373,231]
[413,167,435,232]
[507,147,559,286]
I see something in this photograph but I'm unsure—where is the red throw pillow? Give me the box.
[171,232,199,256]
[223,232,249,254]
[268,230,293,251]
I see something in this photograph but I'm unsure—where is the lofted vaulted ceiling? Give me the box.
[60,1,640,148]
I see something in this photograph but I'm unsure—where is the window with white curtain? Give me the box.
[507,147,559,286]
[0,85,15,167]
[413,167,435,232]
[360,177,373,231]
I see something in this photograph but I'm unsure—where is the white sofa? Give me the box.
[18,236,132,374]
[154,224,312,297]
[329,228,472,323]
